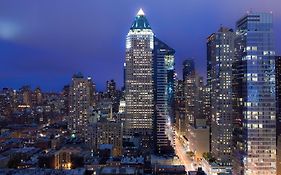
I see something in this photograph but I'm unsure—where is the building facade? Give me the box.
[89,118,123,157]
[174,80,186,135]
[232,13,276,175]
[124,9,154,138]
[153,37,175,154]
[184,72,205,127]
[68,73,94,141]
[183,59,195,81]
[276,56,281,175]
[207,27,235,166]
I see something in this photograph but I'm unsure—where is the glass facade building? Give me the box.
[232,13,276,175]
[153,37,175,154]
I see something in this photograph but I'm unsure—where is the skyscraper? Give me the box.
[153,37,175,154]
[184,71,205,127]
[125,9,154,138]
[207,27,235,166]
[183,59,195,81]
[174,79,186,135]
[106,79,116,98]
[68,73,94,141]
[232,13,276,174]
[276,56,281,175]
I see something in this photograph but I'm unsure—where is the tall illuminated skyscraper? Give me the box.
[153,37,175,154]
[125,9,154,138]
[232,13,276,174]
[207,27,235,166]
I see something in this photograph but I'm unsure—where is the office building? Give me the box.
[174,79,186,135]
[207,27,235,165]
[153,37,175,154]
[184,72,205,127]
[124,9,154,138]
[276,56,281,175]
[106,80,116,96]
[183,59,195,81]
[232,13,276,174]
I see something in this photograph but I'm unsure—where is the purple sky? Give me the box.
[0,0,280,91]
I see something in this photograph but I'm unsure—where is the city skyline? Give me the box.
[1,0,281,91]
[1,4,281,174]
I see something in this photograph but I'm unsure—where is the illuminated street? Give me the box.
[174,135,195,172]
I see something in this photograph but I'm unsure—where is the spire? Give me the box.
[130,8,151,30]
[137,8,145,16]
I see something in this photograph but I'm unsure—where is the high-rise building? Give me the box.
[153,37,175,154]
[232,13,276,174]
[124,9,154,138]
[174,79,186,135]
[106,79,120,113]
[106,79,116,98]
[183,59,195,81]
[202,85,211,125]
[276,56,281,175]
[68,73,94,141]
[207,27,235,165]
[184,71,205,127]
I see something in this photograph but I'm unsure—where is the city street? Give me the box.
[174,135,195,172]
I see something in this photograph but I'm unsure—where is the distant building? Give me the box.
[184,72,205,127]
[33,87,43,105]
[62,85,70,116]
[207,27,235,166]
[0,88,15,117]
[232,12,276,174]
[106,80,116,98]
[19,86,32,106]
[183,59,195,81]
[174,80,186,135]
[68,73,94,141]
[89,118,123,157]
[105,79,121,114]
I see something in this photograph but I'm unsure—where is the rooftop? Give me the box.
[130,8,151,30]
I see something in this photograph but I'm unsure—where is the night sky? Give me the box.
[0,0,280,91]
